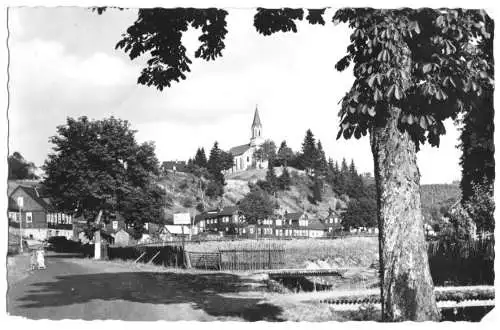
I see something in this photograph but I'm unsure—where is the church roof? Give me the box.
[252,107,262,127]
[229,143,251,156]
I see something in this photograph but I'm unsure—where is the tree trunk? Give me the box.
[370,107,440,321]
[93,210,103,260]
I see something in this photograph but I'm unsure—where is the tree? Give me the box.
[264,157,278,193]
[464,179,494,233]
[108,7,493,321]
[255,139,277,162]
[458,15,494,203]
[120,184,165,239]
[278,166,291,190]
[299,129,318,174]
[276,140,294,167]
[310,176,323,204]
[43,116,163,255]
[193,147,208,168]
[315,140,328,179]
[238,188,274,224]
[207,141,225,185]
[342,197,378,230]
[8,152,39,180]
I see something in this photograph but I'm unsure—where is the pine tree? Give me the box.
[311,176,323,204]
[194,147,208,168]
[315,140,328,179]
[277,140,294,167]
[207,142,225,186]
[265,157,278,194]
[300,129,318,174]
[278,166,291,190]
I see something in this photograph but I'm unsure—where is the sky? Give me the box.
[8,7,462,184]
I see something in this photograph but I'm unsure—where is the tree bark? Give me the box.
[370,107,440,321]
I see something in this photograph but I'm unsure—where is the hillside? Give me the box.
[157,167,344,218]
[420,183,461,224]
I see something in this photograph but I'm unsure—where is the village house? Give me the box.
[161,160,187,174]
[8,185,74,240]
[322,209,343,235]
[228,107,268,172]
[198,206,241,235]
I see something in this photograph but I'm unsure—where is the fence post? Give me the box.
[184,249,192,269]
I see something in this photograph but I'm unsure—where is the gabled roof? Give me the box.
[252,107,262,127]
[9,185,54,211]
[203,206,239,218]
[163,225,190,235]
[229,143,251,156]
[218,206,238,216]
[284,212,304,221]
[308,219,327,231]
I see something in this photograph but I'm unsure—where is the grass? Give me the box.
[185,236,379,269]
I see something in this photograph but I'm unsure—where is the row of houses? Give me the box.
[194,206,345,238]
[7,183,367,245]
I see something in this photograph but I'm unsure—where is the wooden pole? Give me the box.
[148,250,161,264]
[94,210,103,260]
[134,252,146,263]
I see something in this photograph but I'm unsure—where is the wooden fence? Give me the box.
[218,248,285,271]
[185,248,286,271]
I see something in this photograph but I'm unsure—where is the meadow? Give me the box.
[185,237,379,269]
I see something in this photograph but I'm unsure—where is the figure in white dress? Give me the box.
[36,249,46,269]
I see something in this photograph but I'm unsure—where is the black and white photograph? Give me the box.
[3,0,496,323]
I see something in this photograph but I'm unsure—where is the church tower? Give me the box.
[250,106,263,146]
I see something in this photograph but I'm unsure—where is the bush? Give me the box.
[205,181,223,198]
[47,236,81,253]
[428,238,494,286]
[182,197,194,208]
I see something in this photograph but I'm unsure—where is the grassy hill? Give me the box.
[157,167,344,218]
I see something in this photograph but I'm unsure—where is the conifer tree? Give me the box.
[194,147,208,168]
[278,166,291,190]
[315,140,328,179]
[207,142,225,186]
[277,140,294,167]
[265,157,278,194]
[300,129,318,174]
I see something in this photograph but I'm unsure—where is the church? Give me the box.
[228,107,268,173]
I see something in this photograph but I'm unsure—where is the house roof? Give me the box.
[163,225,190,235]
[229,143,251,156]
[252,107,262,127]
[284,212,304,221]
[203,206,239,218]
[218,206,238,216]
[307,219,327,231]
[9,185,55,211]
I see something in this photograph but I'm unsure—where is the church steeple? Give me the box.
[250,105,263,146]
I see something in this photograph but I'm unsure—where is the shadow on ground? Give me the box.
[15,271,284,321]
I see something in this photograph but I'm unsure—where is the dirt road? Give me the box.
[7,253,284,321]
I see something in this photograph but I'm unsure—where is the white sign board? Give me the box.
[173,213,191,225]
[16,196,24,209]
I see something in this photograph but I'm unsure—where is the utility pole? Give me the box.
[17,197,24,253]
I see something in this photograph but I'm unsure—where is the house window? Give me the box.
[112,221,118,230]
[26,212,33,223]
[247,156,250,162]
[8,212,16,222]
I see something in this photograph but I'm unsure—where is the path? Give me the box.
[7,253,284,321]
